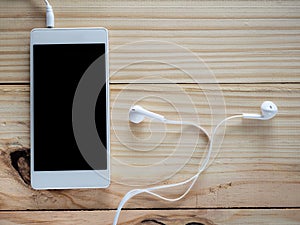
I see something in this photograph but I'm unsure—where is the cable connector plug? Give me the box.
[46,4,54,28]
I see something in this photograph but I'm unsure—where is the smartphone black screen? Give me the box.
[33,43,107,171]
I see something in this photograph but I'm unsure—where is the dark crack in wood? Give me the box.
[10,149,30,185]
[141,219,215,225]
[186,223,205,225]
[141,219,166,225]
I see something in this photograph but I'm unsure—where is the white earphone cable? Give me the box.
[113,114,243,225]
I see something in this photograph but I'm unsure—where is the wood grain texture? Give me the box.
[0,0,300,83]
[0,0,299,224]
[0,209,300,225]
[0,84,299,210]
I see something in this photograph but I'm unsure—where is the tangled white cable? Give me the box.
[113,102,278,225]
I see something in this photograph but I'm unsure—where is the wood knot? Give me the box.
[209,182,232,194]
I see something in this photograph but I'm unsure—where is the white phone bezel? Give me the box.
[30,28,110,189]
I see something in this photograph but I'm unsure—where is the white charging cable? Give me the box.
[113,114,243,225]
[43,0,54,28]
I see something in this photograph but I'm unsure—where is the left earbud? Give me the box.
[129,105,165,123]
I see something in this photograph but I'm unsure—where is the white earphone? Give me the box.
[114,101,278,225]
[129,105,165,123]
[129,101,278,123]
[242,101,278,120]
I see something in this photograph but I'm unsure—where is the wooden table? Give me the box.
[0,0,299,224]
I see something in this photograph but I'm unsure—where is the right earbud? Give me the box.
[243,101,278,120]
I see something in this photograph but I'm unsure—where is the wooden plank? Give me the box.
[0,0,300,83]
[0,209,300,225]
[0,84,299,210]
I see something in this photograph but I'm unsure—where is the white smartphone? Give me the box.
[30,28,110,189]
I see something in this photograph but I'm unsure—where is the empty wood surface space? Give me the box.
[0,0,299,224]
